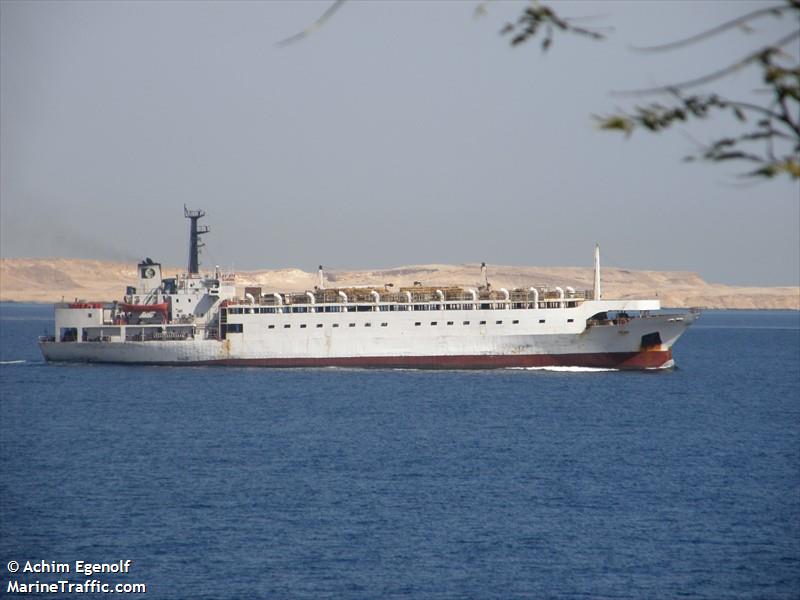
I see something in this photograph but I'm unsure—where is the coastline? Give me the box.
[1,258,798,310]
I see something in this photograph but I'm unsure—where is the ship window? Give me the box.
[415,322,421,326]
[333,324,340,328]
[381,322,388,327]
[284,324,291,329]
[496,320,502,325]
[87,313,92,318]
[479,320,486,325]
[349,323,356,327]
[512,320,519,324]
[300,324,307,328]
[539,319,545,323]
[463,321,470,325]
[430,321,437,326]
[188,298,192,302]
[268,325,275,329]
[365,323,371,327]
[447,321,453,325]
[316,324,323,328]
[567,318,574,323]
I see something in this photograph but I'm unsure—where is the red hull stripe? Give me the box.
[187,350,673,370]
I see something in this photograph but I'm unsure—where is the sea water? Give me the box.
[1,303,798,599]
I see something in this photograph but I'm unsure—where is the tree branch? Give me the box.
[777,93,800,136]
[278,0,346,47]
[631,3,793,53]
[500,3,606,51]
[613,31,800,96]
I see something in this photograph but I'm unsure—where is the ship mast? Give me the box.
[184,205,209,275]
[593,243,601,300]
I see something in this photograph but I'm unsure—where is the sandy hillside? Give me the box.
[1,258,797,309]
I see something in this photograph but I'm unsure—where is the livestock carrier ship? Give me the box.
[39,208,697,369]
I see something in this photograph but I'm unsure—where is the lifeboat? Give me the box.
[120,302,169,321]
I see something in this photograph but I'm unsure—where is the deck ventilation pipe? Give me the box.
[499,288,509,308]
[556,287,565,308]
[273,293,283,313]
[338,291,348,311]
[436,290,445,310]
[466,288,477,309]
[306,292,316,312]
[529,287,539,309]
[371,290,380,310]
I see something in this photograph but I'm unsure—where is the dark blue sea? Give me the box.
[1,303,798,599]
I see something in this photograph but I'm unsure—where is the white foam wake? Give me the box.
[0,360,26,365]
[509,366,618,372]
[647,359,675,370]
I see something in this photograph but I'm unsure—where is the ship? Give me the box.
[38,208,697,369]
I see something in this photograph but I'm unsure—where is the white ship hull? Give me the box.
[39,302,695,370]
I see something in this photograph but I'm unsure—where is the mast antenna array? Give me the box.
[184,205,209,275]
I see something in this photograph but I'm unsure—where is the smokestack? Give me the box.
[593,243,601,300]
[481,262,489,289]
[318,265,324,289]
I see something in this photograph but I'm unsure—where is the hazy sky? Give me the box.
[1,0,798,286]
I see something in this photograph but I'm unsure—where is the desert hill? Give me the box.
[0,258,797,310]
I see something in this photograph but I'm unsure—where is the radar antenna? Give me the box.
[184,205,209,275]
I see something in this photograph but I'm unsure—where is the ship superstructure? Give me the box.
[39,209,697,369]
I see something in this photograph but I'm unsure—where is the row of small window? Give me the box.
[263,319,574,330]
[227,303,581,315]
[268,323,388,329]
